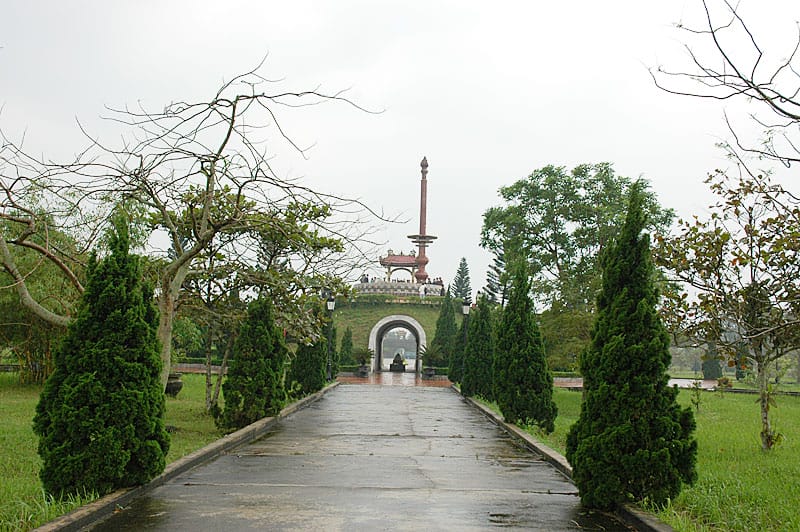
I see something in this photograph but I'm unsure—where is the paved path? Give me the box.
[92,385,630,531]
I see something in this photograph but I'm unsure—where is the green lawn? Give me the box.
[0,372,221,531]
[511,388,800,532]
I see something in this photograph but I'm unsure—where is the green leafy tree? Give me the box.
[656,170,800,450]
[566,183,697,510]
[216,297,288,430]
[461,294,496,399]
[171,316,204,361]
[538,305,592,372]
[481,163,673,309]
[452,258,472,300]
[33,219,169,497]
[494,262,557,432]
[340,326,354,365]
[429,290,458,369]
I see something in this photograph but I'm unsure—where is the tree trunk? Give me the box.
[204,325,214,411]
[156,296,175,390]
[157,261,192,390]
[210,335,233,411]
[757,361,774,451]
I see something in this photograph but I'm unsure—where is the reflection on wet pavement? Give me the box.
[337,371,452,387]
[92,385,632,531]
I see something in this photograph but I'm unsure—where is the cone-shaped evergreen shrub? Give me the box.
[329,324,339,378]
[340,327,354,365]
[217,297,288,430]
[289,310,327,395]
[565,183,697,510]
[431,290,457,368]
[461,294,496,399]
[33,219,169,497]
[494,262,557,432]
[450,316,468,383]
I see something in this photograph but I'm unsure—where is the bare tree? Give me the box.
[652,0,800,167]
[1,65,385,388]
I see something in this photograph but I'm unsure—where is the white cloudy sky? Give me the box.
[1,1,798,297]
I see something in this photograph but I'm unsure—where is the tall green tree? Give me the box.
[450,312,469,383]
[429,290,458,369]
[481,163,673,309]
[33,219,169,497]
[461,294,496,399]
[452,258,472,300]
[494,262,557,432]
[566,183,697,510]
[216,297,288,430]
[483,251,508,306]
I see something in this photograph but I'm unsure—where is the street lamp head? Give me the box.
[462,299,470,316]
[326,295,336,312]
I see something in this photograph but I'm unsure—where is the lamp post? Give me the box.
[326,294,336,381]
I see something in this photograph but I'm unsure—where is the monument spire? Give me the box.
[408,156,437,283]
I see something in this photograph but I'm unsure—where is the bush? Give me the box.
[33,220,169,497]
[461,295,496,400]
[565,183,696,510]
[340,327,354,365]
[429,290,458,368]
[216,297,288,430]
[288,309,328,395]
[494,262,557,432]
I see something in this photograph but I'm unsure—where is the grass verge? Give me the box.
[476,387,800,532]
[0,372,221,531]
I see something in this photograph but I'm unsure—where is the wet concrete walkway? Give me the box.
[92,385,630,531]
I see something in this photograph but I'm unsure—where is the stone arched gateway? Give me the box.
[367,315,428,373]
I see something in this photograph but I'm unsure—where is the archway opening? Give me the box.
[380,326,418,372]
[368,315,428,374]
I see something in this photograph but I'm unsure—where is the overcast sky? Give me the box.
[2,1,798,298]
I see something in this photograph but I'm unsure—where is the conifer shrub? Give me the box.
[329,325,339,378]
[33,220,169,497]
[430,290,457,369]
[216,297,288,430]
[461,295,496,399]
[449,317,468,383]
[340,327,354,365]
[494,262,557,432]
[565,183,697,510]
[289,310,327,395]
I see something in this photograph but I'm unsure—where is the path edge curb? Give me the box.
[456,386,674,532]
[33,382,340,532]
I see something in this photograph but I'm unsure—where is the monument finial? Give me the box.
[409,156,436,283]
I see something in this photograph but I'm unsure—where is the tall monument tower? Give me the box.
[408,156,437,282]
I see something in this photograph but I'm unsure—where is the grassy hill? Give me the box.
[332,295,464,353]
